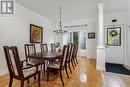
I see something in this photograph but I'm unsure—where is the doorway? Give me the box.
[62,26,87,57]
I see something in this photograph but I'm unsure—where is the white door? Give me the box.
[105,25,124,64]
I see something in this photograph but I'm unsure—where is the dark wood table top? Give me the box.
[27,50,62,60]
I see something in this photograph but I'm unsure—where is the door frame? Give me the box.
[66,30,88,57]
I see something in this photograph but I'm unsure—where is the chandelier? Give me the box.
[54,7,67,35]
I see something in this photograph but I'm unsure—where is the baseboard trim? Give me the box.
[0,71,8,76]
[96,65,106,71]
[101,72,107,87]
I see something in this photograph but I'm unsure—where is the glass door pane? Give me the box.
[68,32,86,50]
[79,32,86,50]
[73,32,79,45]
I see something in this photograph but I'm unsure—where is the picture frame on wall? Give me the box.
[88,32,95,39]
[30,24,43,43]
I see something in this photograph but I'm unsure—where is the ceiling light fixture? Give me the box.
[54,7,67,35]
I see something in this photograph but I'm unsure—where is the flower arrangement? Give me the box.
[109,30,118,37]
[55,42,62,52]
[55,42,60,48]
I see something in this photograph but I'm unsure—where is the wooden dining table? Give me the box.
[27,50,62,61]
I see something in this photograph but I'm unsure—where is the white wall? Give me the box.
[60,18,97,59]
[0,3,54,75]
[126,8,130,67]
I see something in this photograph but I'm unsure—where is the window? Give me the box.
[107,27,121,46]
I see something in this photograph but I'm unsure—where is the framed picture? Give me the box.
[88,32,95,39]
[107,27,121,46]
[30,24,43,43]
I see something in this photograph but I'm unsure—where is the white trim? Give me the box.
[96,65,105,71]
[96,47,106,71]
[97,3,104,8]
[0,70,8,76]
[97,46,105,49]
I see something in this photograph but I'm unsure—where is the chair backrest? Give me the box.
[24,44,36,61]
[51,43,56,51]
[66,44,72,61]
[68,44,72,53]
[41,44,48,52]
[69,44,74,60]
[3,46,23,78]
[60,45,68,69]
[71,45,77,59]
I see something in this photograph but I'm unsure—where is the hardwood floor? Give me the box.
[0,58,102,87]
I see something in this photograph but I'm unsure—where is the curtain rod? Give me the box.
[64,24,87,28]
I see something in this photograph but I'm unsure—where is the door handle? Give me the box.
[105,45,109,48]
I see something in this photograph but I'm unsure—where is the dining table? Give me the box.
[27,50,62,61]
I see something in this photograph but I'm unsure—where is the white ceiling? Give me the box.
[16,0,130,22]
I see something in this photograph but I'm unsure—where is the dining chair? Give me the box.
[65,44,73,74]
[24,44,36,62]
[24,44,45,74]
[73,45,78,64]
[71,45,77,67]
[40,43,48,71]
[51,43,56,51]
[41,44,48,52]
[46,45,69,86]
[67,44,75,69]
[3,46,41,87]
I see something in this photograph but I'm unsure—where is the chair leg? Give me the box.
[71,60,75,69]
[20,81,24,87]
[43,62,46,74]
[8,77,13,87]
[27,79,29,84]
[47,68,49,82]
[68,63,72,74]
[34,75,36,80]
[65,67,69,79]
[38,71,41,87]
[75,57,78,64]
[73,58,77,67]
[60,70,64,86]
